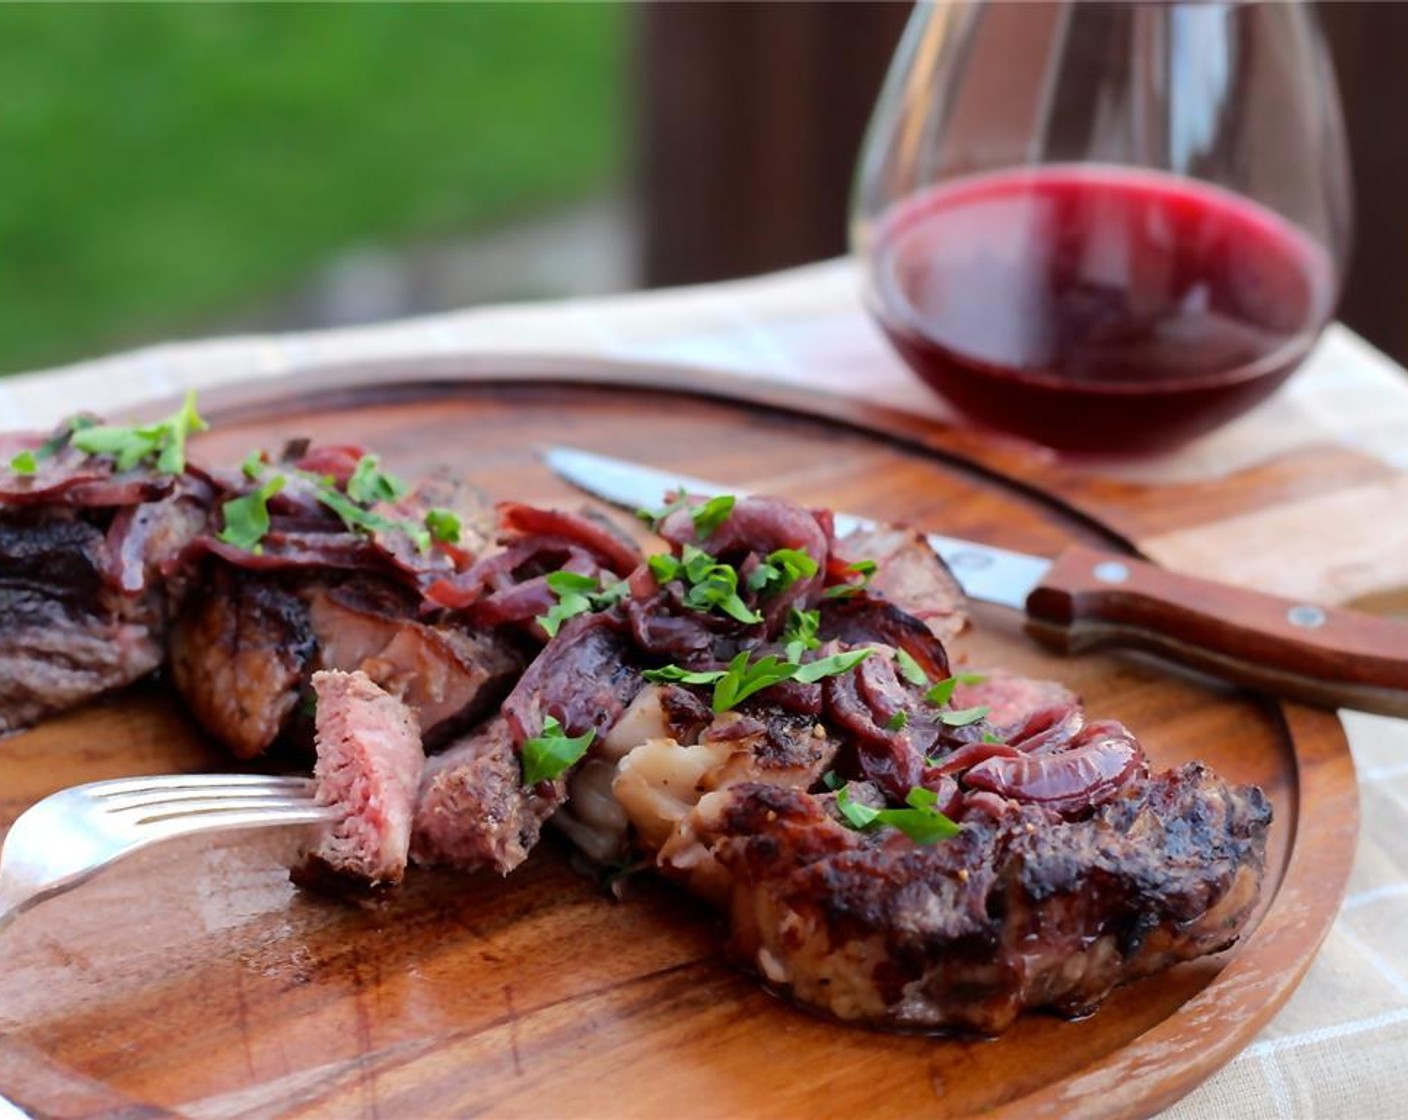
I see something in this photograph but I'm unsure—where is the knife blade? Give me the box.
[544,445,1408,718]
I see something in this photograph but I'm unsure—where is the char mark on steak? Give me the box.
[169,563,317,758]
[0,422,211,734]
[295,669,425,892]
[411,716,565,875]
[675,764,1270,1034]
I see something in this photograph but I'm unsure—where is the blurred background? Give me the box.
[1,1,1404,378]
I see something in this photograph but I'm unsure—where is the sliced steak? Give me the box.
[168,564,316,758]
[678,764,1271,1034]
[296,669,424,891]
[307,579,522,742]
[0,462,209,734]
[834,524,967,642]
[0,594,162,734]
[410,717,564,875]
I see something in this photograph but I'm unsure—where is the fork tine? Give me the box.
[97,782,318,815]
[124,796,328,824]
[88,774,314,798]
[132,803,341,842]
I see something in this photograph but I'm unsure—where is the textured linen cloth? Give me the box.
[3,258,1406,1119]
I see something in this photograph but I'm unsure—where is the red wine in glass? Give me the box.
[870,166,1337,454]
[853,1,1351,456]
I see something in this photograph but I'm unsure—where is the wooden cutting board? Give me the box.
[0,357,1362,1120]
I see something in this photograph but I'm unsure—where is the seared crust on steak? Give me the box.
[0,455,209,734]
[169,564,316,758]
[679,766,1270,1034]
[410,717,563,875]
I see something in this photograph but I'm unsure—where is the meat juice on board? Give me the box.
[866,166,1337,454]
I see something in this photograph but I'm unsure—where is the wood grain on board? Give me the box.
[0,358,1366,1119]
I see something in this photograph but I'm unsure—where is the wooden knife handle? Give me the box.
[1025,544,1408,717]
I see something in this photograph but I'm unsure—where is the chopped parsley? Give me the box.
[746,547,819,596]
[835,783,959,845]
[521,716,596,785]
[346,454,409,506]
[644,647,872,713]
[71,390,207,474]
[781,607,821,663]
[537,571,629,637]
[893,648,928,686]
[217,474,286,552]
[227,450,456,555]
[635,491,691,528]
[690,494,735,538]
[315,484,430,551]
[424,507,462,544]
[9,414,103,474]
[923,672,987,707]
[885,710,909,732]
[940,705,990,727]
[650,545,760,625]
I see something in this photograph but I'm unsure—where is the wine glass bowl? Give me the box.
[852,0,1352,456]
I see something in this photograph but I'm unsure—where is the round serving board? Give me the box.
[0,358,1358,1120]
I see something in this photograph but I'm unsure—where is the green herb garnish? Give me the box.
[923,672,987,707]
[521,716,596,784]
[643,647,872,713]
[747,547,820,596]
[424,507,462,544]
[536,571,628,637]
[690,494,735,539]
[791,648,873,684]
[651,544,761,625]
[885,710,909,732]
[217,474,286,552]
[940,705,990,727]
[709,652,799,712]
[835,783,960,845]
[346,454,409,506]
[11,415,102,475]
[636,491,691,528]
[641,664,730,686]
[71,390,207,474]
[893,648,928,686]
[781,606,821,663]
[315,484,430,550]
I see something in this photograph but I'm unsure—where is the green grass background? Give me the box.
[0,3,626,376]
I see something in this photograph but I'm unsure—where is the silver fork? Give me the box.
[0,773,340,931]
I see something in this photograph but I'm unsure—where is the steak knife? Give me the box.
[544,446,1408,718]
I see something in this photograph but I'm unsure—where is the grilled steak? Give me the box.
[308,579,521,744]
[833,523,968,643]
[411,716,564,875]
[168,564,317,758]
[0,419,210,734]
[296,669,424,890]
[678,766,1269,1034]
[168,443,525,758]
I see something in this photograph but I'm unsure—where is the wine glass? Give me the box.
[852,0,1352,456]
